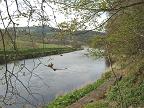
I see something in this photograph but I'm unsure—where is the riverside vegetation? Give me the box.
[45,0,144,108]
[0,0,143,108]
[0,41,78,64]
[46,71,110,108]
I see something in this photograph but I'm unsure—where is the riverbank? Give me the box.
[46,65,144,108]
[0,47,79,64]
[84,73,144,108]
[0,50,106,108]
[46,70,113,108]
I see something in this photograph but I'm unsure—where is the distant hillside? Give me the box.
[6,26,105,45]
[7,26,59,36]
[72,30,105,43]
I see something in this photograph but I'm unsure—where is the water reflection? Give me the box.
[0,50,107,108]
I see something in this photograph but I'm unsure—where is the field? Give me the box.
[0,40,77,64]
[0,39,65,50]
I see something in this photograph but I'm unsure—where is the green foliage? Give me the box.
[107,74,144,108]
[89,49,105,58]
[75,0,109,11]
[90,1,144,64]
[47,79,105,108]
[89,36,106,49]
[99,0,108,10]
[88,49,105,59]
[106,4,144,62]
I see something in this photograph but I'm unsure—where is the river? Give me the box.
[0,49,107,108]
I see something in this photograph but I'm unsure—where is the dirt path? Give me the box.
[67,75,122,108]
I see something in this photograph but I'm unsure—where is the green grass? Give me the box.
[106,73,144,108]
[84,70,144,108]
[84,100,109,108]
[0,47,77,64]
[84,68,144,108]
[46,78,109,108]
[16,40,65,49]
[0,39,79,64]
[0,40,65,50]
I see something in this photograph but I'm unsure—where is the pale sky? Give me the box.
[0,0,107,30]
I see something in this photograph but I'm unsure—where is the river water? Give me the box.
[0,49,107,108]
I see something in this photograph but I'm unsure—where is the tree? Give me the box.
[0,0,144,107]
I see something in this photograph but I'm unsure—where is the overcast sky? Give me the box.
[0,0,107,30]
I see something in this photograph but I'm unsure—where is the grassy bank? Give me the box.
[45,63,144,108]
[0,47,78,64]
[46,71,112,108]
[106,74,144,108]
[84,61,144,108]
[0,39,81,64]
[84,73,144,108]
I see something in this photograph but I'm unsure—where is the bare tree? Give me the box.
[0,0,143,108]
